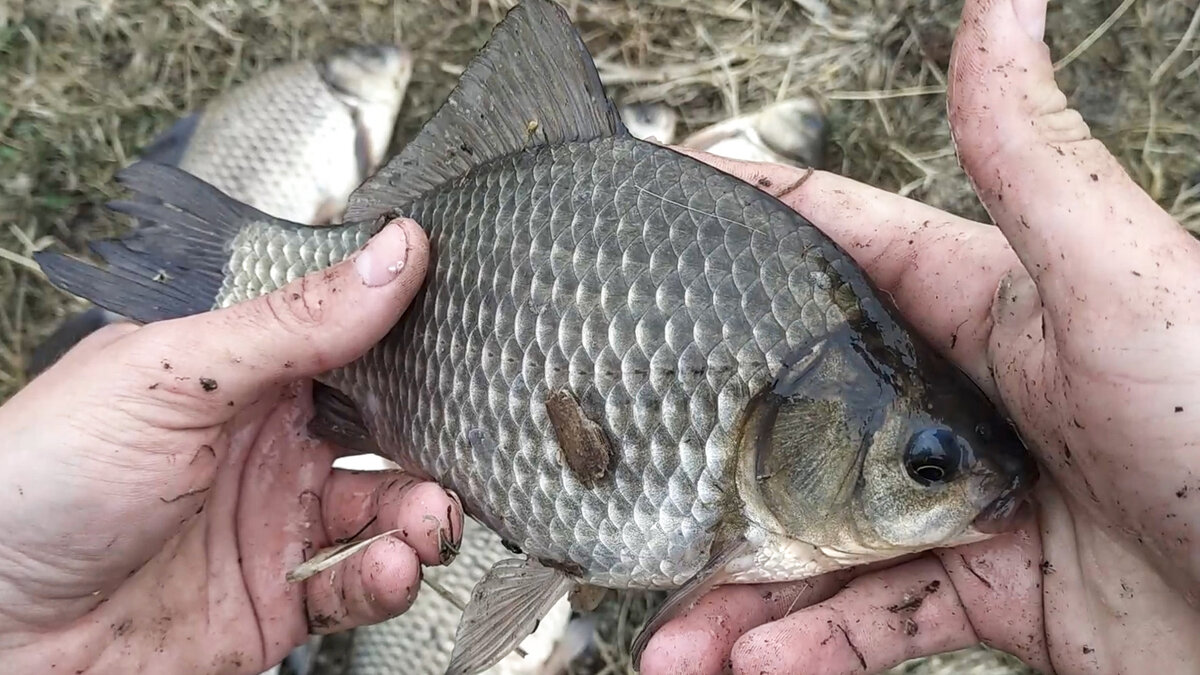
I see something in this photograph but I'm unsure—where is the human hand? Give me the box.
[0,218,464,674]
[642,0,1200,672]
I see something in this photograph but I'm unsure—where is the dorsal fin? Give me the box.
[343,0,626,221]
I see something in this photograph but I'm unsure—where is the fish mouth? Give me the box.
[972,460,1039,534]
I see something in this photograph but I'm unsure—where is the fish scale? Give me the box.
[300,136,872,588]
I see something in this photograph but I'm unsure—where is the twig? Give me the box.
[0,246,41,275]
[826,84,945,101]
[1053,0,1137,72]
[1151,1,1200,85]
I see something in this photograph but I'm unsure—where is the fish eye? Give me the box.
[904,428,964,486]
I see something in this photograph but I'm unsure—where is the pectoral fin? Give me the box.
[630,536,752,669]
[309,383,378,456]
[446,558,575,675]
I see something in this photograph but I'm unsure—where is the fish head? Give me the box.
[319,44,414,107]
[318,44,414,178]
[738,322,1038,563]
[618,103,679,144]
[753,97,828,169]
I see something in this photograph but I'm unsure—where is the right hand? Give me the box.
[643,0,1200,672]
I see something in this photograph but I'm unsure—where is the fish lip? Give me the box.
[972,460,1039,534]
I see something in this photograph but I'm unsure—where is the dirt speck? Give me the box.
[199,377,218,392]
[159,486,210,503]
[888,579,941,613]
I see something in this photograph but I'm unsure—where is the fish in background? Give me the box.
[35,2,1038,674]
[26,44,414,379]
[680,97,829,169]
[620,98,829,171]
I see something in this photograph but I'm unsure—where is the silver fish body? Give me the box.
[216,133,1018,586]
[321,136,872,588]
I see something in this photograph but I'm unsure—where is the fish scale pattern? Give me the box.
[217,219,374,306]
[180,61,359,223]
[319,136,881,588]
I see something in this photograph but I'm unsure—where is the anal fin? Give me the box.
[446,558,574,675]
[630,536,752,669]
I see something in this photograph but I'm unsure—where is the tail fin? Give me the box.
[34,162,294,325]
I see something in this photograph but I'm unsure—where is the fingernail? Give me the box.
[1012,0,1047,41]
[355,219,411,287]
[991,267,1040,326]
[445,488,463,513]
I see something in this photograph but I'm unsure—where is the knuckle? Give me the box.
[260,275,327,333]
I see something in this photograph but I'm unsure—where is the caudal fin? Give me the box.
[34,162,295,325]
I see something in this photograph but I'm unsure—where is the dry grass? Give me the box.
[1,0,1197,672]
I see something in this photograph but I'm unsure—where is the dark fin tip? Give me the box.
[35,161,296,325]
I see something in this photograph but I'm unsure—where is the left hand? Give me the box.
[0,218,462,674]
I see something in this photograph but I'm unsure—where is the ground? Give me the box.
[1,0,1198,672]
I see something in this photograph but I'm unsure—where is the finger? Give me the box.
[119,217,428,421]
[321,469,464,566]
[303,534,422,634]
[948,0,1200,321]
[731,558,980,675]
[640,574,852,675]
[675,148,1019,390]
[934,520,1050,672]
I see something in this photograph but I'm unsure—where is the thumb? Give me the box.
[125,217,427,418]
[947,0,1198,325]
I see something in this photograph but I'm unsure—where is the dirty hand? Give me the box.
[0,218,462,674]
[645,0,1200,673]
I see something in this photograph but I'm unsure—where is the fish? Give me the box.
[680,97,830,169]
[33,2,1038,674]
[617,103,679,144]
[26,43,414,379]
[342,96,832,674]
